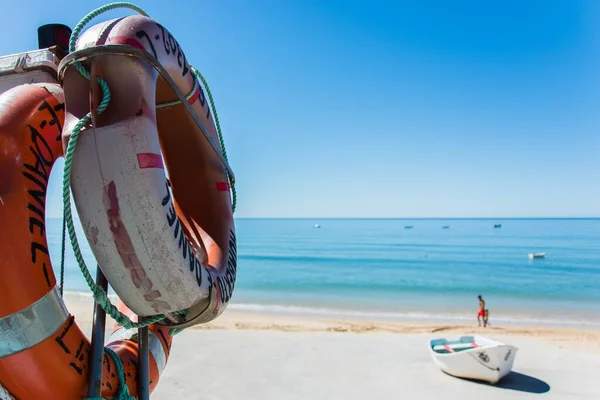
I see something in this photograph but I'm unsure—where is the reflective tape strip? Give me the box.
[0,382,16,400]
[110,328,167,375]
[0,287,69,358]
[148,330,167,375]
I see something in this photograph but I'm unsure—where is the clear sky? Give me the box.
[2,0,599,218]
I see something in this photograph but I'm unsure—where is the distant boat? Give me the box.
[494,224,502,228]
[313,224,321,229]
[404,225,413,229]
[429,335,518,385]
[528,252,546,259]
[442,226,449,229]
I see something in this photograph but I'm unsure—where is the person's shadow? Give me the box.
[461,371,550,394]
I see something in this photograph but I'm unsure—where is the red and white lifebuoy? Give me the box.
[0,82,172,399]
[61,15,237,327]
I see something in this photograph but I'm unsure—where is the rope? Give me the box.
[155,73,198,109]
[85,348,134,400]
[154,68,236,212]
[59,217,66,296]
[157,66,236,212]
[193,66,237,213]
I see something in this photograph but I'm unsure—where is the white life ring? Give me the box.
[61,15,237,328]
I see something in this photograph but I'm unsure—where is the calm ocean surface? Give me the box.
[49,218,600,327]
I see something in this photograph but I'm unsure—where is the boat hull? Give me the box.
[429,336,518,384]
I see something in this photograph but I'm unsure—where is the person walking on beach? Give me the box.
[477,295,487,327]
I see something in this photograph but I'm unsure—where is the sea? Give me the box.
[49,217,600,328]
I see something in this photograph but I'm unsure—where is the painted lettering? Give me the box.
[180,234,188,258]
[135,26,213,123]
[29,124,54,165]
[104,350,117,390]
[26,225,50,288]
[69,339,89,375]
[160,184,237,303]
[188,244,195,272]
[126,359,138,383]
[194,258,202,286]
[27,203,44,219]
[42,263,50,289]
[135,29,158,59]
[37,99,64,141]
[21,100,63,288]
[102,352,111,388]
[55,315,75,354]
[166,203,177,226]
[161,180,203,287]
[155,23,190,77]
[173,218,181,239]
[29,217,45,236]
[216,230,237,304]
[198,85,211,119]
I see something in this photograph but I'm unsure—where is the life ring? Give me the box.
[59,13,237,328]
[0,83,171,398]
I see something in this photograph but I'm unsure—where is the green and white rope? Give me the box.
[193,66,237,213]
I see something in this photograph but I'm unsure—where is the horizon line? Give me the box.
[45,216,600,220]
[231,217,600,220]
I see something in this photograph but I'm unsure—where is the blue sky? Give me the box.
[2,0,599,218]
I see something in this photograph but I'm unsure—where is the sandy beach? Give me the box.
[65,297,600,399]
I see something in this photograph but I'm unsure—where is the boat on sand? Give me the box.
[429,335,518,384]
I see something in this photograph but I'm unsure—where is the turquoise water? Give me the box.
[49,218,600,327]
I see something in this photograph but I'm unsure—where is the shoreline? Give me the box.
[226,301,600,329]
[63,297,600,354]
[62,291,600,330]
[189,310,600,347]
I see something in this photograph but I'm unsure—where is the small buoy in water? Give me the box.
[314,224,321,229]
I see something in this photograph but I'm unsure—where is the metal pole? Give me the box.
[87,266,108,398]
[138,317,150,400]
[87,61,109,399]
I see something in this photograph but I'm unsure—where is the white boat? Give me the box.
[314,224,321,229]
[429,335,518,384]
[528,252,546,259]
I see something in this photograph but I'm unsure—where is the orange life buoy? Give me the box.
[0,83,171,399]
